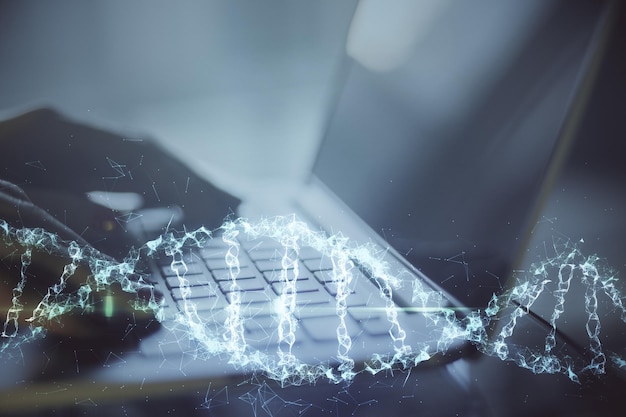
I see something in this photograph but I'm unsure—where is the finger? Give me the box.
[0,179,31,202]
[1,188,91,250]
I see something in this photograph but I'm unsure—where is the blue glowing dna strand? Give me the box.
[2,216,625,385]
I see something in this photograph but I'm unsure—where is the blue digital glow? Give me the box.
[1,216,625,385]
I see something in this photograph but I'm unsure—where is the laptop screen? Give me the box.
[313,1,604,307]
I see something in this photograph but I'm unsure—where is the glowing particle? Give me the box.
[104,294,114,318]
[1,216,625,386]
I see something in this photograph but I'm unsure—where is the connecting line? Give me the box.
[329,234,355,381]
[2,216,626,386]
[104,157,126,179]
[276,233,298,366]
[236,216,329,383]
[491,278,550,362]
[222,223,246,359]
[169,244,205,354]
[580,256,606,375]
[22,238,84,327]
[0,220,163,351]
[354,245,410,363]
[545,263,575,354]
[2,248,30,337]
[162,227,224,355]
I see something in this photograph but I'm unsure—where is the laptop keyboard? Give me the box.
[153,234,393,351]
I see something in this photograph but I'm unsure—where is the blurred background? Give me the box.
[0,0,358,195]
[0,0,558,196]
[1,1,625,416]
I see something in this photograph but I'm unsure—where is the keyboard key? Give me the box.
[199,247,228,260]
[272,278,320,295]
[176,295,228,312]
[205,257,251,270]
[323,282,356,297]
[240,238,284,251]
[319,287,373,307]
[348,304,387,321]
[353,316,393,337]
[165,274,213,289]
[254,259,290,272]
[313,270,337,283]
[161,261,206,277]
[341,291,377,307]
[219,276,267,293]
[171,285,218,300]
[247,248,283,262]
[303,257,334,272]
[300,315,360,342]
[263,268,311,283]
[226,290,270,305]
[295,304,338,319]
[315,267,367,281]
[243,314,277,334]
[238,303,275,317]
[155,251,201,266]
[272,289,332,307]
[203,238,230,248]
[297,246,324,260]
[212,267,257,281]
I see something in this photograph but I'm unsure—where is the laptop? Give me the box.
[0,0,616,410]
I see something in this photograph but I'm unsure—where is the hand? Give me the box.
[0,108,240,259]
